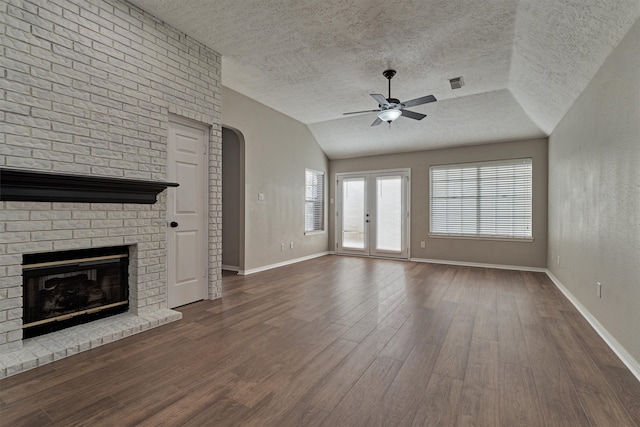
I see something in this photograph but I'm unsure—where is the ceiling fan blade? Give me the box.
[401,109,427,120]
[370,94,390,106]
[402,95,437,108]
[343,109,380,116]
[370,117,383,126]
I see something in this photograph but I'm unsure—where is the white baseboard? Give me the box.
[238,252,331,276]
[545,270,640,382]
[409,257,547,273]
[221,264,240,272]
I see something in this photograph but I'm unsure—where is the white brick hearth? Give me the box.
[0,0,222,377]
[0,309,182,378]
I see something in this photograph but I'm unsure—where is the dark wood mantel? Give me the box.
[0,168,179,204]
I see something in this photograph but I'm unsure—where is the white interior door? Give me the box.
[336,170,409,259]
[167,117,208,308]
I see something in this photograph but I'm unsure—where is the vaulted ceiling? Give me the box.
[129,0,639,159]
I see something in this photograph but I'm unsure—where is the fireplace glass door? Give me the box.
[22,246,129,338]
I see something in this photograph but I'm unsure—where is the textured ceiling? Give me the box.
[129,0,639,159]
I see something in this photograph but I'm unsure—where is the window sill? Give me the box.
[428,234,534,243]
[304,230,325,236]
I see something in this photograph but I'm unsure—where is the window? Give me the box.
[430,158,532,239]
[305,169,325,233]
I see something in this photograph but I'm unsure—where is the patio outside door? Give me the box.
[336,170,409,259]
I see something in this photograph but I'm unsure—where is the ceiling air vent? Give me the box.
[449,76,464,89]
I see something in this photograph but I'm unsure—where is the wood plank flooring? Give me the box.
[1,255,639,426]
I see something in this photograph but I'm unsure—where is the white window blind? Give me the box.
[430,158,532,239]
[305,169,325,232]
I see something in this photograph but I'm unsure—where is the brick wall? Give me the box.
[0,0,222,352]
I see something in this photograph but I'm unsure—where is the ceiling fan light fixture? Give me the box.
[342,70,437,127]
[378,109,402,123]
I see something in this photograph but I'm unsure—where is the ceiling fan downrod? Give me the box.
[383,69,396,101]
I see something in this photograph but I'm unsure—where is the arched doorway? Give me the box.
[222,126,246,273]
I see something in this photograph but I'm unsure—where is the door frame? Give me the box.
[167,114,210,306]
[335,168,411,260]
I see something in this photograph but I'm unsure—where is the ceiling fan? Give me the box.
[343,69,437,126]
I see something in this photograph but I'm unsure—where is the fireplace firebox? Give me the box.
[22,246,129,338]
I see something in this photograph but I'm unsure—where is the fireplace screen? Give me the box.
[23,246,129,338]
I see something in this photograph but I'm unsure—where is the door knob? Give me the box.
[170,221,179,228]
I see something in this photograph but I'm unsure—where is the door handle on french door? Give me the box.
[169,221,179,228]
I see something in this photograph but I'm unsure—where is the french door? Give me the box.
[336,170,410,259]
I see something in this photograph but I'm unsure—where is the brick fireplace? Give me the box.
[0,0,222,377]
[0,197,185,377]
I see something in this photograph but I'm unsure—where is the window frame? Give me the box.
[304,168,325,235]
[429,158,533,241]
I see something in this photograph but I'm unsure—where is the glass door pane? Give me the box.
[375,176,402,252]
[341,177,366,250]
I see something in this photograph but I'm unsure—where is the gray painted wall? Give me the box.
[330,138,548,268]
[222,87,329,272]
[548,19,640,365]
[222,127,241,269]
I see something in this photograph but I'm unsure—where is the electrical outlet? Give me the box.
[420,241,426,248]
[596,282,602,298]
[557,255,560,266]
[281,243,285,251]
[290,242,294,249]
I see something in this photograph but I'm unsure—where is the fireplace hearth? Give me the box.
[22,246,130,338]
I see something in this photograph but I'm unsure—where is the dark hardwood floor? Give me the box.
[1,255,639,426]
